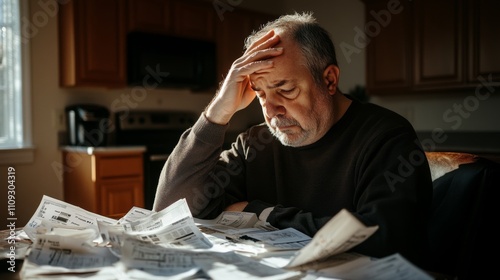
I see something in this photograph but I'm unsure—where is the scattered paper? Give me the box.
[23,195,116,243]
[124,198,212,249]
[19,196,431,280]
[117,206,153,224]
[314,253,433,280]
[25,229,119,273]
[286,209,378,269]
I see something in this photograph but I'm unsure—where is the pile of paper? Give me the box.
[17,195,433,280]
[20,196,302,279]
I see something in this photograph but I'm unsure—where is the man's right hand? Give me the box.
[205,29,284,125]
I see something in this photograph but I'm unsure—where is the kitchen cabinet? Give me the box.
[363,0,500,95]
[62,148,145,219]
[59,0,127,88]
[413,0,464,89]
[468,0,500,82]
[215,10,276,81]
[127,0,214,41]
[172,0,215,41]
[59,0,275,89]
[365,0,413,94]
[127,0,172,33]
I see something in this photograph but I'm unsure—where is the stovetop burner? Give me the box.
[116,110,197,131]
[115,110,198,152]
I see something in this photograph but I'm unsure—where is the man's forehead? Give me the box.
[250,78,295,90]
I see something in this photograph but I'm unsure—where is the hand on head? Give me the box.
[205,30,284,125]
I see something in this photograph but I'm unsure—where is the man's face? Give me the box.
[249,34,335,147]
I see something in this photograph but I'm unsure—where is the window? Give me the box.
[0,0,33,163]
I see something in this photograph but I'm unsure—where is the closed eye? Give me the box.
[277,87,299,98]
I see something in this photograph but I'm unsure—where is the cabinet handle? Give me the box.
[149,154,170,161]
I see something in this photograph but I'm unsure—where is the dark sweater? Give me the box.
[153,97,433,266]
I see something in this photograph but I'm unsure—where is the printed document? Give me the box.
[19,196,433,280]
[286,209,379,269]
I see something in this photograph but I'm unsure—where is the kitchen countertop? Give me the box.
[60,145,146,155]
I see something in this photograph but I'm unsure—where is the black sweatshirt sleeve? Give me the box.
[153,113,241,216]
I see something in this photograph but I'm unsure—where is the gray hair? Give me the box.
[244,12,338,87]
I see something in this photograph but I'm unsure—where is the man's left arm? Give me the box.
[348,129,433,267]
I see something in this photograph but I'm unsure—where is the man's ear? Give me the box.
[323,65,340,95]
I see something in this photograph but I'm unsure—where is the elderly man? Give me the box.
[153,12,432,267]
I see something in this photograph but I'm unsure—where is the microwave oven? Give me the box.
[127,32,216,90]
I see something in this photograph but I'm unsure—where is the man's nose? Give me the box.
[263,94,286,119]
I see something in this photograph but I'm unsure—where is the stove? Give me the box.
[115,110,198,210]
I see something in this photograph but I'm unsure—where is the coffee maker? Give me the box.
[65,104,110,147]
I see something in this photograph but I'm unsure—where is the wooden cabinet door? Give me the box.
[215,11,253,82]
[59,0,126,88]
[413,0,465,89]
[173,0,214,41]
[96,153,144,218]
[127,0,172,33]
[215,10,275,82]
[99,178,144,218]
[468,0,500,83]
[62,152,98,213]
[365,0,413,95]
[97,154,143,178]
[364,0,498,95]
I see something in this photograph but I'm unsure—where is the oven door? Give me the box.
[144,153,169,210]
